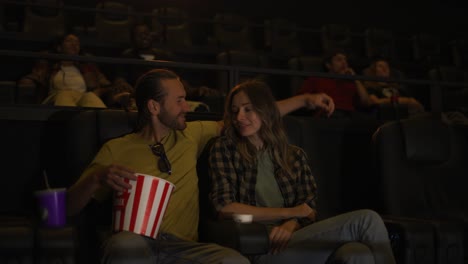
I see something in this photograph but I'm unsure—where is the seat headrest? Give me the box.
[97,110,137,145]
[98,2,130,21]
[401,119,450,163]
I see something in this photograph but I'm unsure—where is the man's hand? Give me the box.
[269,219,299,254]
[96,164,137,192]
[303,93,335,117]
[344,67,356,75]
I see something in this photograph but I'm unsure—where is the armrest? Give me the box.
[36,226,77,264]
[199,219,269,255]
[0,217,77,263]
[383,216,435,264]
[376,103,409,120]
[382,215,465,264]
[0,216,35,263]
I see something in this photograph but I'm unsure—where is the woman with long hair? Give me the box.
[209,79,396,264]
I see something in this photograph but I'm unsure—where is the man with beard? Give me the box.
[67,69,335,264]
[296,49,374,118]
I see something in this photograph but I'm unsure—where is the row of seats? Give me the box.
[1,52,466,115]
[2,1,468,68]
[0,2,466,114]
[1,105,467,263]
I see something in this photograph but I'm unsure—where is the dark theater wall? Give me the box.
[119,0,467,35]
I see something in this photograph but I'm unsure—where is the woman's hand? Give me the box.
[292,203,316,220]
[269,219,299,254]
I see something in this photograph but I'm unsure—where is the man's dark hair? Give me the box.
[52,33,85,55]
[134,69,179,130]
[322,48,346,71]
[370,55,392,66]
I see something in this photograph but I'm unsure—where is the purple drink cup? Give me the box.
[35,188,66,227]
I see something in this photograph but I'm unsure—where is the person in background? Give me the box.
[362,57,424,115]
[19,33,131,108]
[296,49,374,118]
[115,22,219,111]
[66,69,335,264]
[210,79,396,264]
[118,23,174,87]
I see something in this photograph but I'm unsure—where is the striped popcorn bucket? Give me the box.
[113,173,175,239]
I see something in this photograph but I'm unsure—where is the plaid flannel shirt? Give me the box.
[209,136,317,227]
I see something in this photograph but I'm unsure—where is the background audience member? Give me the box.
[209,79,396,264]
[114,23,220,111]
[117,23,174,87]
[19,33,132,108]
[296,49,374,118]
[362,57,425,115]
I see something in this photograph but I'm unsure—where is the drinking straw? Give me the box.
[43,170,51,189]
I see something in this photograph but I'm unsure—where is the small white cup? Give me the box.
[232,214,253,223]
[139,54,155,61]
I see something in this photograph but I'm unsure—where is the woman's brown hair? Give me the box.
[224,80,293,177]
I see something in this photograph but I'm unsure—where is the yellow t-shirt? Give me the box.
[80,121,219,241]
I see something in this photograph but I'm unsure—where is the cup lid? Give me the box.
[34,188,66,195]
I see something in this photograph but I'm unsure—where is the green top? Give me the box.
[255,150,283,226]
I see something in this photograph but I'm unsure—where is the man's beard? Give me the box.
[158,107,186,131]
